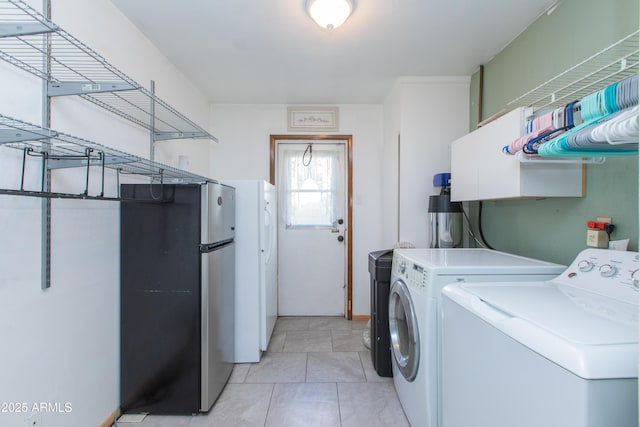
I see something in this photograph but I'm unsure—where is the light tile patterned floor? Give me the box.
[117,316,409,427]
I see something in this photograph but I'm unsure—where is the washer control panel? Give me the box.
[392,252,428,290]
[408,263,428,290]
[558,248,639,304]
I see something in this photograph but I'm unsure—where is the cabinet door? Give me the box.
[450,134,479,201]
[451,108,523,201]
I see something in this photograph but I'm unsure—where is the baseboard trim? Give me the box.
[99,408,121,427]
[352,315,370,321]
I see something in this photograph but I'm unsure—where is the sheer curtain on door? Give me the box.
[279,143,344,228]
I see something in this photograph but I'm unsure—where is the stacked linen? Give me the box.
[538,74,639,157]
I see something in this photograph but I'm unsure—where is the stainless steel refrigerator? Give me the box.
[120,182,235,415]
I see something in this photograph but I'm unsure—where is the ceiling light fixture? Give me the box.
[306,0,355,30]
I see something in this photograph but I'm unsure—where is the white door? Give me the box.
[276,141,347,316]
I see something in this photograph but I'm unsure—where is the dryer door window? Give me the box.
[388,279,420,381]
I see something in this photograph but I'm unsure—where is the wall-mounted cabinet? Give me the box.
[450,108,584,201]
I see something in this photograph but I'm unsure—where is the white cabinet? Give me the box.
[451,108,584,202]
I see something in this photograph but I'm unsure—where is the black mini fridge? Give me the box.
[368,249,394,377]
[120,182,235,415]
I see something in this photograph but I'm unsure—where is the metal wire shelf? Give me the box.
[0,114,212,199]
[0,0,217,141]
[508,30,639,113]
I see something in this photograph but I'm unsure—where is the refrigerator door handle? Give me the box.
[200,238,234,253]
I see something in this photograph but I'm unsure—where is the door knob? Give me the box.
[337,235,344,242]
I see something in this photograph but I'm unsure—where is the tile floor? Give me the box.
[117,316,409,427]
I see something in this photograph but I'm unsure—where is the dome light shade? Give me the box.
[306,0,355,30]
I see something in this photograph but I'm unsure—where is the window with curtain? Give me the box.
[279,144,344,228]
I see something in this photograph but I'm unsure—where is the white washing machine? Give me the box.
[388,249,565,427]
[441,248,639,427]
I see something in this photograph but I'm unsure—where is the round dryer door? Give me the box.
[388,279,420,381]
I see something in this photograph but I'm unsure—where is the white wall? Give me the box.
[0,1,211,426]
[383,77,470,248]
[210,104,384,316]
[50,0,212,175]
[381,83,402,246]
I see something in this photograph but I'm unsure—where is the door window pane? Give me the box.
[279,144,344,227]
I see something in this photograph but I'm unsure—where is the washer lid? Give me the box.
[450,282,638,379]
[463,283,637,345]
[396,248,565,276]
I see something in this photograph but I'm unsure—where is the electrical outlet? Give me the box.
[24,412,41,427]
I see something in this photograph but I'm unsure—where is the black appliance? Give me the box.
[120,182,235,414]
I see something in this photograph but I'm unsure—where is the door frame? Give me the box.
[270,134,353,319]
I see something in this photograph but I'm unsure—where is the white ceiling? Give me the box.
[111,0,557,104]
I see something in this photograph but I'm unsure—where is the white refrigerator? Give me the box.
[225,180,277,362]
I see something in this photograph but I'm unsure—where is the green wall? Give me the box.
[469,0,639,265]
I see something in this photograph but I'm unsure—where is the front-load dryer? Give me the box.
[388,249,565,427]
[389,251,430,427]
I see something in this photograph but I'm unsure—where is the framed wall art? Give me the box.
[287,106,339,132]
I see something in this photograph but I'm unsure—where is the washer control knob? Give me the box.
[599,264,617,278]
[631,269,639,289]
[578,260,594,272]
[399,260,406,274]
